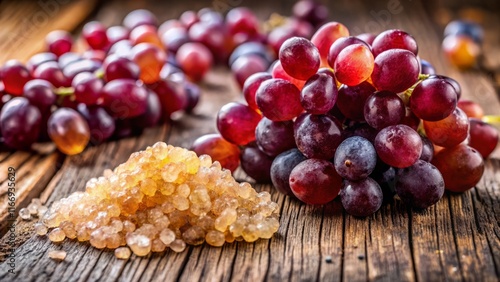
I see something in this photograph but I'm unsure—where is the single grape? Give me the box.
[184,81,201,113]
[77,104,115,145]
[442,35,480,69]
[334,136,377,181]
[179,10,199,29]
[130,25,163,48]
[294,113,343,160]
[228,42,274,67]
[148,78,188,121]
[423,108,469,148]
[106,26,130,45]
[101,79,148,119]
[420,135,434,162]
[395,160,444,209]
[34,61,70,88]
[429,74,461,100]
[374,124,422,168]
[188,21,233,63]
[226,7,260,37]
[432,144,484,192]
[131,90,162,128]
[289,158,342,205]
[176,42,213,82]
[240,145,274,183]
[300,72,337,114]
[243,72,272,111]
[158,19,184,36]
[292,0,328,27]
[161,27,190,53]
[131,43,166,84]
[279,37,320,80]
[327,36,370,68]
[123,9,158,29]
[371,49,419,93]
[26,52,57,74]
[311,22,350,66]
[72,72,103,105]
[336,81,376,121]
[216,102,262,146]
[103,55,140,81]
[0,97,42,149]
[420,59,436,75]
[47,108,90,155]
[270,148,307,197]
[255,117,296,157]
[191,133,240,172]
[46,30,73,57]
[371,29,418,56]
[340,178,383,217]
[2,60,31,96]
[363,90,405,130]
[256,78,303,121]
[82,21,109,50]
[334,44,374,86]
[231,54,268,88]
[468,118,499,159]
[457,99,484,118]
[23,79,56,112]
[410,77,457,121]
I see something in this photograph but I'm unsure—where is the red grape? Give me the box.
[101,79,148,119]
[255,117,296,157]
[410,77,457,121]
[300,72,337,114]
[371,49,419,93]
[148,78,188,121]
[123,9,158,29]
[293,0,328,27]
[130,25,163,48]
[423,108,469,148]
[103,55,140,81]
[374,124,422,168]
[231,54,268,88]
[363,90,405,130]
[226,7,260,37]
[334,43,374,86]
[340,178,383,217]
[457,99,484,118]
[270,149,307,197]
[0,97,42,149]
[371,29,418,56]
[468,118,499,158]
[311,22,349,66]
[23,79,56,112]
[26,52,57,74]
[1,60,32,96]
[72,72,103,105]
[256,78,304,121]
[271,61,306,90]
[327,36,371,68]
[294,113,343,159]
[336,81,376,121]
[240,145,274,183]
[46,30,73,57]
[106,26,130,45]
[243,72,272,111]
[82,21,109,50]
[176,42,213,81]
[34,61,70,88]
[279,37,320,80]
[216,102,262,145]
[191,133,240,172]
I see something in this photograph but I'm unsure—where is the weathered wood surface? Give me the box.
[0,0,499,281]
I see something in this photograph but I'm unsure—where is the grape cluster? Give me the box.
[195,22,499,216]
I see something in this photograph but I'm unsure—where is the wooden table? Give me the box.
[0,0,499,281]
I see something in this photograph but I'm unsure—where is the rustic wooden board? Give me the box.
[0,0,499,281]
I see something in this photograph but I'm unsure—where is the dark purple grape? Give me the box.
[334,136,377,181]
[364,90,405,130]
[240,145,274,183]
[255,117,296,157]
[429,75,461,100]
[294,113,343,159]
[0,97,42,149]
[101,79,148,119]
[396,160,445,209]
[371,49,419,93]
[23,79,56,112]
[131,90,161,128]
[270,148,307,197]
[340,178,383,217]
[337,82,376,121]
[300,73,337,114]
[420,59,436,75]
[374,124,423,168]
[410,77,457,121]
[370,167,396,202]
[420,135,434,162]
[184,81,200,113]
[103,55,140,81]
[77,104,115,144]
[342,123,378,143]
[72,72,103,105]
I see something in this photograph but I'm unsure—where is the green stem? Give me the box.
[54,87,75,96]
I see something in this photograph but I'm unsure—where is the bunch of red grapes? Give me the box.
[193,21,499,216]
[0,0,326,155]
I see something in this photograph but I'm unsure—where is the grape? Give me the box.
[130,25,163,48]
[270,61,306,90]
[184,82,201,113]
[131,91,162,128]
[198,8,224,24]
[188,21,233,63]
[58,52,82,69]
[103,55,140,81]
[77,104,115,145]
[300,73,337,114]
[72,72,103,105]
[243,72,272,111]
[47,108,90,155]
[279,37,320,80]
[334,44,374,86]
[26,52,57,74]
[216,102,262,146]
[442,35,480,69]
[256,78,303,121]
[342,123,378,143]
[336,81,376,121]
[371,49,419,93]
[228,42,274,67]
[148,78,188,121]
[158,19,185,36]
[429,74,461,100]
[289,158,342,205]
[1,60,31,96]
[179,10,199,29]
[374,124,422,168]
[334,136,377,181]
[240,146,274,183]
[423,108,469,148]
[231,54,268,88]
[101,79,148,119]
[292,0,328,27]
[311,22,350,66]
[161,27,190,53]
[34,61,70,88]
[457,99,484,118]
[45,30,73,57]
[468,118,499,158]
[267,26,299,56]
[294,113,343,160]
[270,149,307,196]
[419,135,434,162]
[131,43,166,84]
[106,26,130,45]
[176,42,213,82]
[23,79,56,112]
[401,107,421,130]
[371,29,418,56]
[0,97,42,149]
[226,7,260,37]
[255,117,296,157]
[62,59,102,82]
[363,90,405,130]
[432,144,484,192]
[191,133,240,172]
[340,178,383,217]
[123,9,158,29]
[327,36,370,68]
[420,59,436,75]
[410,77,457,121]
[356,33,376,45]
[444,20,484,44]
[82,21,109,50]
[395,160,444,209]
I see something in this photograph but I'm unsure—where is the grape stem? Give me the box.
[403,74,431,97]
[55,87,75,96]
